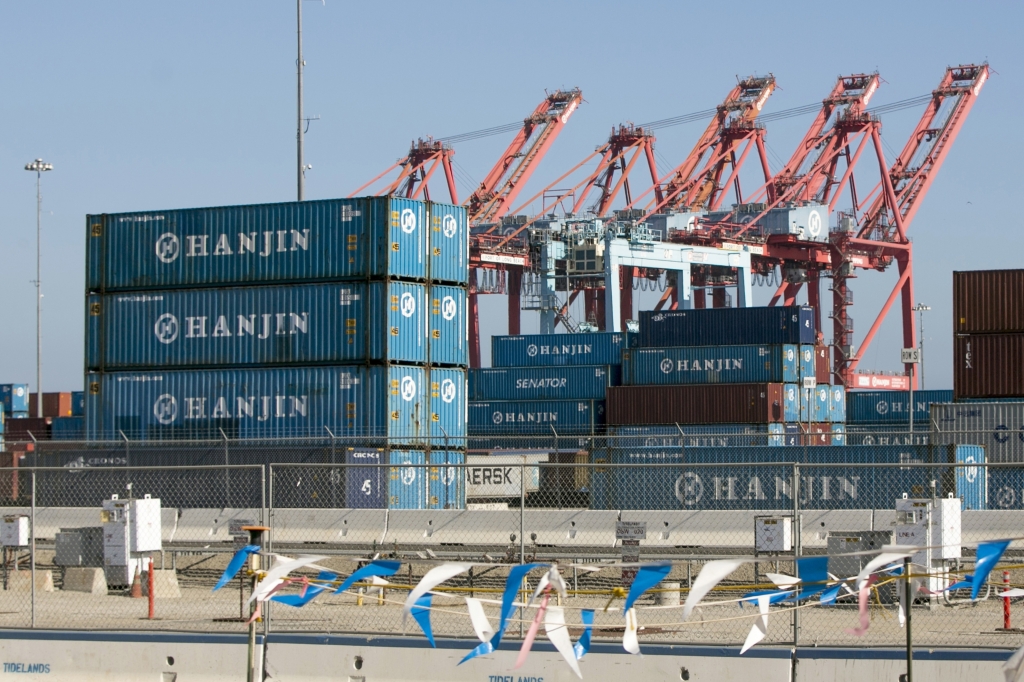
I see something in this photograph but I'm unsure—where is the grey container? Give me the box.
[86,196,442,291]
[931,401,1024,463]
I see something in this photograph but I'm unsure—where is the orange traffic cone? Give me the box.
[130,565,143,598]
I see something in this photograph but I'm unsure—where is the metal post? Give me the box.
[909,363,914,433]
[326,427,337,508]
[519,464,526,563]
[905,556,913,682]
[245,526,269,682]
[35,175,42,419]
[30,471,35,629]
[296,0,304,201]
[220,428,230,507]
[792,464,800,649]
[550,425,560,509]
[1004,571,1012,630]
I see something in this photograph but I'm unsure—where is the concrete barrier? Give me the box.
[6,570,53,593]
[171,508,262,543]
[141,570,181,598]
[271,509,386,545]
[62,567,107,595]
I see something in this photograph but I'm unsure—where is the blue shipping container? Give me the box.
[345,447,386,508]
[428,285,468,366]
[590,444,984,510]
[812,385,830,422]
[86,197,441,290]
[491,333,632,368]
[468,400,605,434]
[429,450,466,509]
[0,385,29,415]
[622,344,799,386]
[85,365,429,441]
[831,423,846,446]
[51,416,84,441]
[72,391,85,417]
[469,366,619,401]
[799,345,815,380]
[609,424,780,448]
[388,450,426,509]
[428,203,469,285]
[783,384,801,422]
[638,306,815,348]
[428,367,467,447]
[829,385,846,422]
[87,281,429,369]
[846,390,954,425]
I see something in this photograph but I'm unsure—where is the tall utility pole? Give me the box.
[913,303,931,390]
[24,159,53,418]
[296,0,305,201]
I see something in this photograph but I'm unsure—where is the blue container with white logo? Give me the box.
[428,284,468,367]
[829,385,846,422]
[429,450,466,510]
[87,281,428,369]
[86,197,436,291]
[638,306,815,348]
[831,423,846,446]
[846,390,954,425]
[428,202,468,285]
[621,345,799,385]
[388,450,426,509]
[344,447,386,508]
[0,385,30,416]
[609,424,778,448]
[72,391,85,417]
[428,367,467,447]
[812,385,830,422]
[799,345,815,380]
[783,384,801,422]
[469,366,619,401]
[85,365,428,441]
[491,333,632,367]
[468,400,605,434]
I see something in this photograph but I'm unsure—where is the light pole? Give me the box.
[912,304,931,390]
[24,159,52,419]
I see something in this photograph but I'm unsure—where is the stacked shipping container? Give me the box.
[953,270,1024,399]
[83,196,469,509]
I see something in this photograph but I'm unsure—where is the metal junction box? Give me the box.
[826,530,896,602]
[754,516,793,552]
[101,495,161,586]
[1,515,29,547]
[54,527,104,567]
[895,495,962,592]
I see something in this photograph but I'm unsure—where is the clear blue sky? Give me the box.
[0,0,1020,391]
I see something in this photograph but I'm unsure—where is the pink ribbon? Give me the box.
[514,592,550,669]
[845,575,876,636]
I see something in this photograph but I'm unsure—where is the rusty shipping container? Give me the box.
[814,344,831,384]
[954,333,1024,399]
[28,393,73,418]
[606,383,784,425]
[954,270,1024,334]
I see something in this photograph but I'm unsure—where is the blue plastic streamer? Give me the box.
[411,593,435,647]
[819,583,842,605]
[740,589,792,606]
[213,545,260,591]
[271,571,337,607]
[972,540,1010,600]
[781,556,830,603]
[623,562,672,614]
[573,609,594,660]
[458,563,543,665]
[334,560,402,595]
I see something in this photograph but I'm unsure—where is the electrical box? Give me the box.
[101,494,161,586]
[54,527,104,567]
[754,516,793,552]
[1,515,28,547]
[895,495,962,593]
[826,530,896,603]
[567,241,605,274]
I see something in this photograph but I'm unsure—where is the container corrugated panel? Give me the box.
[469,366,619,401]
[983,469,1024,509]
[491,333,632,367]
[638,306,815,347]
[783,384,800,422]
[954,270,1024,334]
[955,445,987,510]
[429,450,466,509]
[846,390,955,424]
[931,401,1024,463]
[85,365,428,441]
[7,418,51,442]
[845,428,930,447]
[427,203,468,285]
[29,392,73,418]
[830,423,846,446]
[799,345,815,380]
[590,444,980,510]
[72,391,85,417]
[388,450,426,509]
[812,385,830,422]
[345,447,386,508]
[86,197,428,291]
[608,423,781,448]
[51,416,84,441]
[814,344,830,384]
[622,345,798,386]
[87,281,428,369]
[468,400,604,434]
[0,385,30,415]
[954,334,1024,399]
[829,385,846,422]
[428,367,466,447]
[428,285,468,366]
[607,383,784,425]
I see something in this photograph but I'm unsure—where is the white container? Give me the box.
[754,516,792,552]
[1,515,29,547]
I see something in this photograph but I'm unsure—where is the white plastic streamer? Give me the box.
[250,555,328,603]
[740,594,770,654]
[465,598,494,643]
[403,563,473,623]
[854,546,915,590]
[682,560,744,620]
[544,605,582,678]
[765,573,799,589]
[623,608,640,655]
[1005,643,1024,682]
